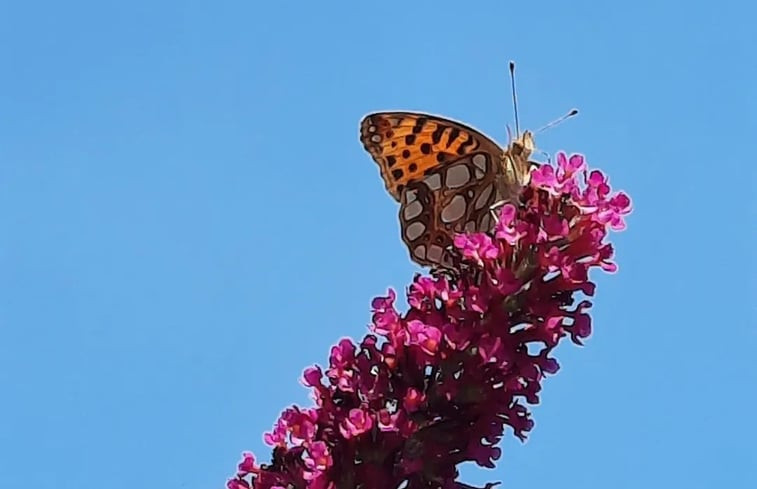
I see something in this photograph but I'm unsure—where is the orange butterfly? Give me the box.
[360,111,537,268]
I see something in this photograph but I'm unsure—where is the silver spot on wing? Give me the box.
[472,154,488,179]
[427,244,444,263]
[405,221,425,241]
[474,183,494,210]
[403,200,423,220]
[441,195,467,223]
[424,173,442,191]
[446,164,471,189]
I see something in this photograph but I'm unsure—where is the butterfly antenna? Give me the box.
[509,61,521,137]
[536,108,579,134]
[505,123,513,144]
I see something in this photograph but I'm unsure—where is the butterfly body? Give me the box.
[360,111,536,268]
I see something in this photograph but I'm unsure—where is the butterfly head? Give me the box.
[511,130,535,159]
[501,130,538,186]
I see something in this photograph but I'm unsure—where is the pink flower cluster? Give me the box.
[228,153,631,489]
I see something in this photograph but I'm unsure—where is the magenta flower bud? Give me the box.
[302,366,323,387]
[339,409,374,439]
[236,451,256,476]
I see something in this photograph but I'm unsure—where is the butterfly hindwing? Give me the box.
[399,152,505,268]
[360,112,503,201]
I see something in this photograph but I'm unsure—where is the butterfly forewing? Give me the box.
[360,112,503,200]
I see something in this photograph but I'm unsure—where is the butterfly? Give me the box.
[360,111,537,269]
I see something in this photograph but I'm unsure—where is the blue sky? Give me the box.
[1,1,754,488]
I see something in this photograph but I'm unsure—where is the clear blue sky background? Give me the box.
[1,1,754,488]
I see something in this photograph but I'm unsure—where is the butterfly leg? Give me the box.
[489,200,508,223]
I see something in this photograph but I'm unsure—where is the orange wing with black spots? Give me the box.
[360,112,504,201]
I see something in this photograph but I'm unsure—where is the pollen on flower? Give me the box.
[227,151,631,489]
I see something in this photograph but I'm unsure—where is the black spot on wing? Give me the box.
[412,117,428,134]
[431,125,446,144]
[446,128,460,148]
[456,134,476,155]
